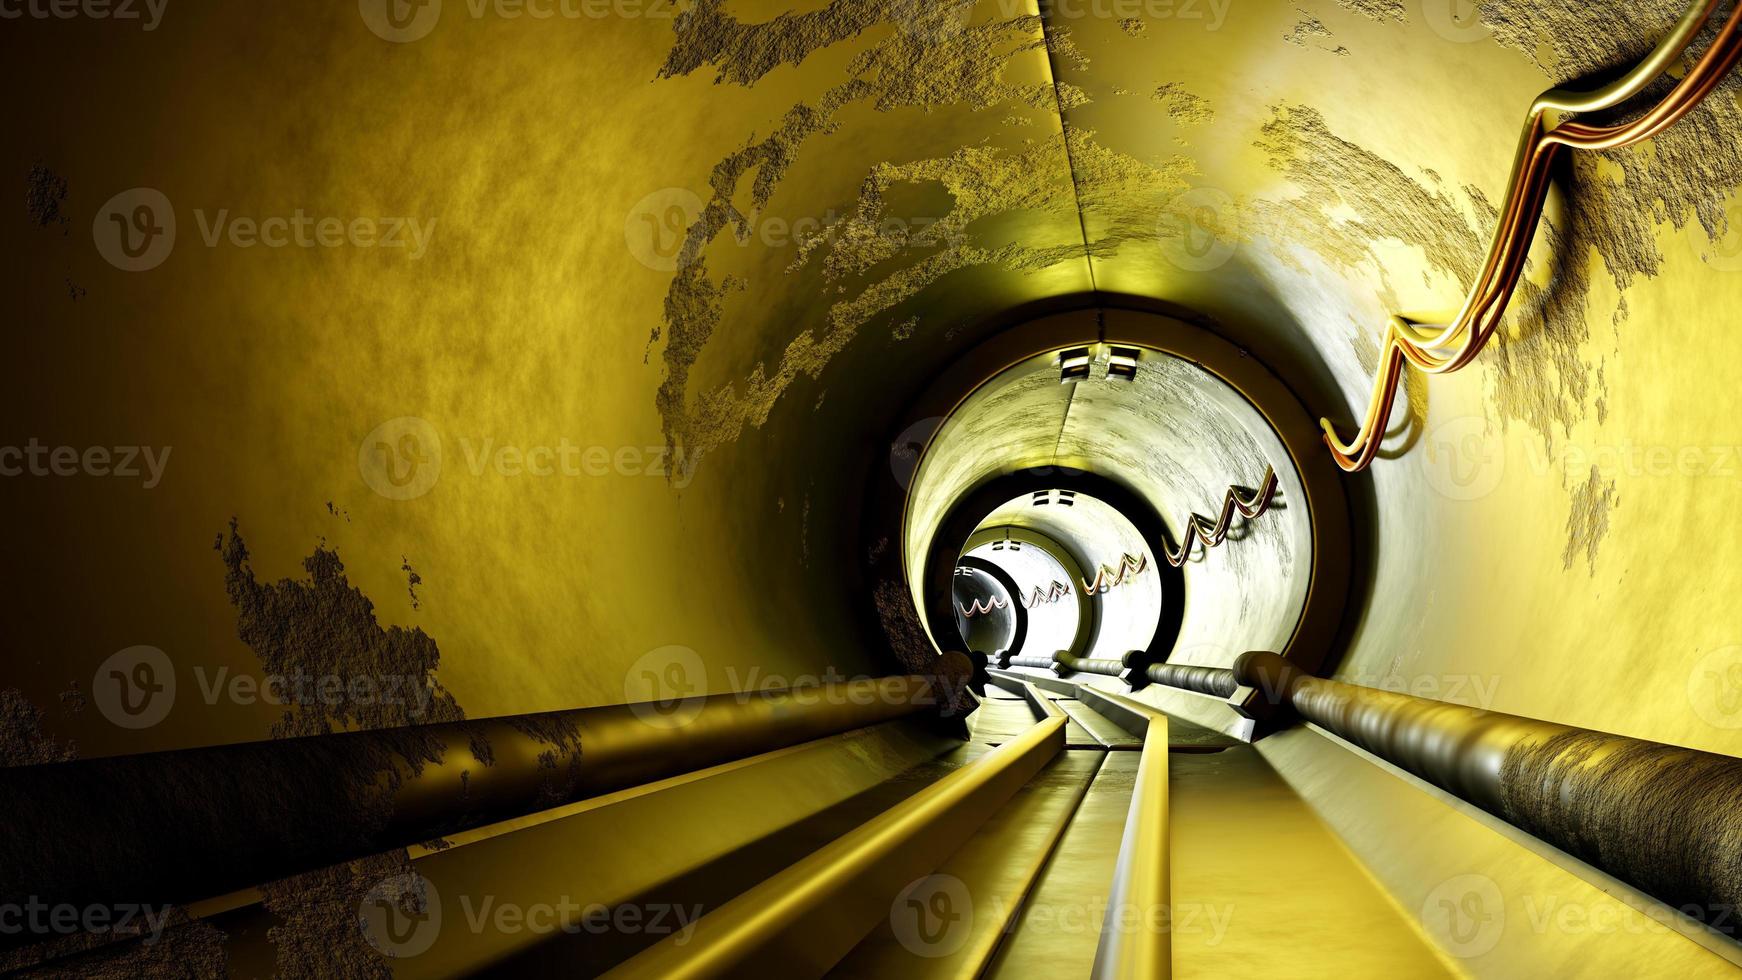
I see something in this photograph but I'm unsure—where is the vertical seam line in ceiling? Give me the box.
[1034,7,1100,298]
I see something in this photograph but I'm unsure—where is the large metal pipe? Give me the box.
[1233,651,1742,932]
[1143,663,1239,699]
[1057,650,1140,677]
[0,677,945,918]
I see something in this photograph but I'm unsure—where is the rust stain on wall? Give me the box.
[219,521,464,737]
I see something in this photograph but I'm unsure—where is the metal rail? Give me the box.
[1325,0,1742,471]
[1092,696,1171,979]
[601,683,1069,977]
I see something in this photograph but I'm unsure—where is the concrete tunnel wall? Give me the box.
[3,0,1742,779]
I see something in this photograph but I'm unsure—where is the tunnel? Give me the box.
[3,0,1742,976]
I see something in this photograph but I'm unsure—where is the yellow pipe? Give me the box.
[1092,699,1172,979]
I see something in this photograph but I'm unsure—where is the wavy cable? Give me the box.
[958,595,1011,619]
[1325,0,1742,471]
[1160,466,1279,567]
[1023,581,1073,608]
[1081,553,1150,593]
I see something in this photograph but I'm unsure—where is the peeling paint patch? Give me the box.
[1252,104,1601,448]
[1117,17,1146,37]
[0,690,76,766]
[892,316,917,340]
[1284,12,1335,47]
[650,8,1106,467]
[1563,465,1618,573]
[1152,82,1213,125]
[219,520,464,737]
[669,124,1187,464]
[1335,0,1407,22]
[1479,1,1742,434]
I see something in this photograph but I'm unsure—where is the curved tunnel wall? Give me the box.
[2,0,1740,778]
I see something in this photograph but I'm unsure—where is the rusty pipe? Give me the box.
[1233,651,1742,930]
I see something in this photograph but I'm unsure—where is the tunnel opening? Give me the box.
[871,306,1350,683]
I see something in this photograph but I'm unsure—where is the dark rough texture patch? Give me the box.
[873,579,939,678]
[219,520,463,737]
[401,557,422,611]
[1117,17,1146,37]
[10,916,228,978]
[261,852,413,980]
[1500,731,1742,928]
[0,689,76,766]
[58,681,86,713]
[25,164,68,229]
[1562,465,1617,573]
[505,714,585,808]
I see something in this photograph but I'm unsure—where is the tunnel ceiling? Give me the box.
[5,0,1742,766]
